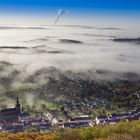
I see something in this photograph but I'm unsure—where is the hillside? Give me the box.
[0,63,140,116]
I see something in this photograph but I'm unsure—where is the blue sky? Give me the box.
[0,0,140,17]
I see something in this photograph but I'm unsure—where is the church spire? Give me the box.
[16,97,20,114]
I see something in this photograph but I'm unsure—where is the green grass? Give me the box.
[46,102,61,110]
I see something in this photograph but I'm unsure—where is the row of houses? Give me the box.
[0,121,51,133]
[44,108,140,129]
[95,108,140,125]
[57,115,92,128]
[0,98,140,132]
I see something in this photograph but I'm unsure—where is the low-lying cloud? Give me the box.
[0,24,140,82]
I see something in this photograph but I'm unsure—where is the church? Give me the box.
[0,98,21,123]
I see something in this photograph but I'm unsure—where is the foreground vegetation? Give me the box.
[0,120,140,140]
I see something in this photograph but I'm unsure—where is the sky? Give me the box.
[0,0,140,15]
[0,0,140,25]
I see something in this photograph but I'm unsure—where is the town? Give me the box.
[0,97,139,133]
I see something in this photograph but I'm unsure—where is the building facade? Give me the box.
[0,98,21,123]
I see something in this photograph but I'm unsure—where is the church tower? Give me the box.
[16,97,21,114]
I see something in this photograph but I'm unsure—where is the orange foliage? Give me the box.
[0,132,53,140]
